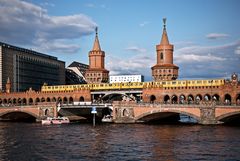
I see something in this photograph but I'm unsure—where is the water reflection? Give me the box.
[0,122,240,161]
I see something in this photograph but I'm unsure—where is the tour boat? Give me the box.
[101,115,113,123]
[41,117,70,125]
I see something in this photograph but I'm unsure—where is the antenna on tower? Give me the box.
[163,18,167,30]
[95,27,98,36]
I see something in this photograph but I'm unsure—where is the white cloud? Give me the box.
[40,2,55,7]
[175,41,240,56]
[175,54,226,63]
[85,3,107,9]
[175,40,240,79]
[235,46,240,55]
[206,33,229,39]
[139,21,150,27]
[106,40,240,81]
[106,54,154,78]
[125,46,147,53]
[0,0,97,54]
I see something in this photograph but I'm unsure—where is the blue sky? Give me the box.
[0,0,239,81]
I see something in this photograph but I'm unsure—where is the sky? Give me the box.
[0,0,239,81]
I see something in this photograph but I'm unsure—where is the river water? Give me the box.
[0,122,240,161]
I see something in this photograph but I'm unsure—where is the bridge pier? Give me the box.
[199,106,217,125]
[113,106,135,123]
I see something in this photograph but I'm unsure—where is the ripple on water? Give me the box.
[0,122,240,160]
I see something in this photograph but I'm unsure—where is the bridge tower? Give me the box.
[151,18,179,81]
[85,27,109,83]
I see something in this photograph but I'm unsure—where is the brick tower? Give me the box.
[151,18,179,81]
[85,28,109,83]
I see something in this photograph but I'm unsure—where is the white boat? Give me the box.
[101,115,113,123]
[41,117,70,125]
[41,117,52,125]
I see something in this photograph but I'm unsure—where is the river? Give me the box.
[0,122,240,161]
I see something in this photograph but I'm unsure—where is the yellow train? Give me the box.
[41,79,225,92]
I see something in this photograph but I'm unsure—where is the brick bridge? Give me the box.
[0,103,57,122]
[113,102,240,125]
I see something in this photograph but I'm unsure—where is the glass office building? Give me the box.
[0,42,65,92]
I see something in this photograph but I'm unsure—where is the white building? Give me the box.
[109,75,144,83]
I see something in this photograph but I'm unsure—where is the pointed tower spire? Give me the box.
[92,27,101,51]
[152,18,179,81]
[86,27,109,83]
[160,18,169,45]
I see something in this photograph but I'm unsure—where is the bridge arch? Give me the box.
[0,110,39,122]
[17,98,22,104]
[41,97,45,102]
[171,95,178,104]
[13,98,17,104]
[164,95,170,103]
[46,97,51,102]
[35,98,40,104]
[135,109,200,123]
[224,94,231,105]
[8,98,12,104]
[213,94,220,102]
[150,95,156,103]
[63,97,68,104]
[204,94,211,101]
[187,94,194,104]
[57,97,62,103]
[236,93,240,105]
[3,98,7,104]
[79,96,84,102]
[52,97,56,102]
[216,111,240,124]
[179,94,186,104]
[195,94,202,102]
[29,98,33,105]
[22,98,27,105]
[69,97,73,104]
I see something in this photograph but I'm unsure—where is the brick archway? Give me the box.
[135,109,201,123]
[216,111,240,123]
[0,110,40,121]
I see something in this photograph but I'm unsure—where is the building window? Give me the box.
[160,52,163,59]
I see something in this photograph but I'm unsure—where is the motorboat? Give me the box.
[101,115,113,123]
[41,117,70,125]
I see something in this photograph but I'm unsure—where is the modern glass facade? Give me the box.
[0,42,65,92]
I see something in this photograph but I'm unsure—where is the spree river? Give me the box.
[0,122,240,161]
